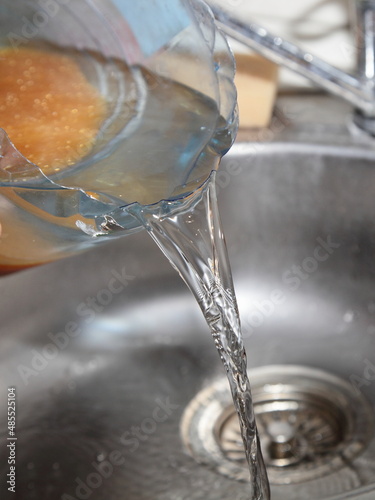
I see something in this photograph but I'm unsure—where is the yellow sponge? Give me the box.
[234,53,279,128]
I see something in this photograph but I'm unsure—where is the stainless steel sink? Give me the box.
[1,94,375,500]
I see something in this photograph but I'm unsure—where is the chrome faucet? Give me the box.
[209,0,375,135]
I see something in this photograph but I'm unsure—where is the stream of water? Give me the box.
[134,173,270,499]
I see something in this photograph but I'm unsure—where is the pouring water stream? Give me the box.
[131,173,270,499]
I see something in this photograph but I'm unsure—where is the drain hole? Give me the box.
[218,393,350,473]
[181,365,374,487]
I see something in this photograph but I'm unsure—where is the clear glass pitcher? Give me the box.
[0,0,237,273]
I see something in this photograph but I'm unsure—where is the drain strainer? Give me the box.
[181,365,374,485]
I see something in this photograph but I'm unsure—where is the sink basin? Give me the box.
[1,95,375,500]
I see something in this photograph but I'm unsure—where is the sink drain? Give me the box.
[181,366,374,486]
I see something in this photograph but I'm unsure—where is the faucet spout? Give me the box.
[209,1,375,132]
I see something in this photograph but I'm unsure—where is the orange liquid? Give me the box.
[0,46,107,173]
[0,262,39,277]
[0,47,107,274]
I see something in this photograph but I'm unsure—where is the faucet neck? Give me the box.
[209,1,375,134]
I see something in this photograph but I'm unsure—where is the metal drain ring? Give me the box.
[181,365,374,485]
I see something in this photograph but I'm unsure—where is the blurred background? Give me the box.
[209,0,352,88]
